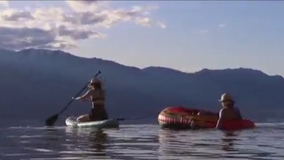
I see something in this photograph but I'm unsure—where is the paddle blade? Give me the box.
[45,114,59,126]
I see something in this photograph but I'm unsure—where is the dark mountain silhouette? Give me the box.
[0,48,283,124]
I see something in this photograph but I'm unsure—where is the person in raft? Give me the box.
[73,78,109,122]
[215,93,243,128]
[190,93,242,129]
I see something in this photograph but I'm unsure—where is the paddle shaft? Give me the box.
[58,71,101,115]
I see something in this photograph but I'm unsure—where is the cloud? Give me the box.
[157,22,166,29]
[0,1,9,7]
[0,1,165,50]
[200,29,209,34]
[218,24,226,28]
[135,17,151,27]
[1,9,34,21]
[0,26,57,50]
[65,0,102,13]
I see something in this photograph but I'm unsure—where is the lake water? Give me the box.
[1,122,284,160]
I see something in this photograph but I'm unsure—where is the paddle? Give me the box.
[45,71,101,126]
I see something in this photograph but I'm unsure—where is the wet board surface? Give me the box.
[65,116,120,128]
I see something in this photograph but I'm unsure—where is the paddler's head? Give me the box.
[88,78,102,90]
[219,93,235,108]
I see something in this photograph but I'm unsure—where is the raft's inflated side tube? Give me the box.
[158,107,255,130]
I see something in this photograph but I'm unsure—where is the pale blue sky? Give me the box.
[5,1,284,75]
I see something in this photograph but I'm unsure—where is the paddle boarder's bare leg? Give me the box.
[77,114,90,122]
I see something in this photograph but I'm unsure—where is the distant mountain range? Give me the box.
[0,48,284,123]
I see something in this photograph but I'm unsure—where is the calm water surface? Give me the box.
[1,122,284,160]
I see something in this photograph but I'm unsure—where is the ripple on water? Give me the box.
[1,123,284,159]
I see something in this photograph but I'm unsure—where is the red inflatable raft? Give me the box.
[158,107,255,130]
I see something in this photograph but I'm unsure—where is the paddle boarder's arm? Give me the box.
[216,109,225,129]
[75,90,92,101]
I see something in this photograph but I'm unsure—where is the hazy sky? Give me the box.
[1,1,283,75]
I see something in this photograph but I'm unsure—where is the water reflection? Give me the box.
[88,129,108,156]
[44,127,62,142]
[158,129,200,159]
[158,128,284,160]
[158,129,245,159]
[2,124,284,159]
[221,131,239,151]
[64,127,109,159]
